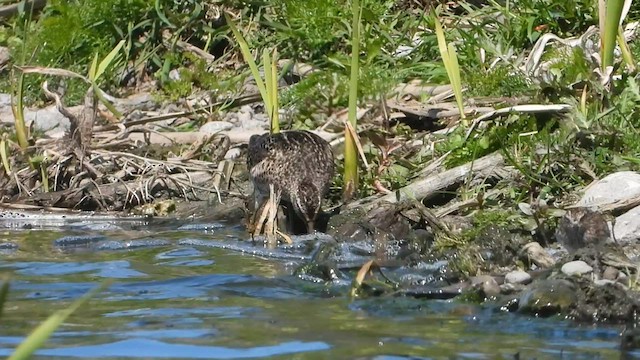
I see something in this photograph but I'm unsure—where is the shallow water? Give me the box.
[0,215,638,359]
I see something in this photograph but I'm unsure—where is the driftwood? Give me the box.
[20,171,219,210]
[349,152,509,213]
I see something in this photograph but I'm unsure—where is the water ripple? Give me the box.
[7,338,331,359]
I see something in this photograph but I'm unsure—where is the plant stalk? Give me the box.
[343,0,362,200]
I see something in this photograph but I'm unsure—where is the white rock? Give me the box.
[561,260,593,276]
[0,93,10,107]
[614,204,640,244]
[223,148,241,160]
[576,171,640,209]
[27,107,71,131]
[520,242,555,268]
[505,270,532,285]
[169,69,181,81]
[200,121,234,134]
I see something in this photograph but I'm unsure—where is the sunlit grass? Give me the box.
[433,9,465,125]
[343,0,362,200]
[226,14,281,134]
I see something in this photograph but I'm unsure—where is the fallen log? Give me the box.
[349,152,511,212]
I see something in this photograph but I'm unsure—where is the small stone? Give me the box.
[518,279,577,316]
[470,275,500,298]
[561,260,593,276]
[602,266,619,281]
[520,242,555,268]
[505,270,532,285]
[500,282,525,295]
[169,69,181,81]
[200,121,234,134]
[223,148,241,160]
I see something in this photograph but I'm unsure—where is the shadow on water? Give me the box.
[0,215,638,359]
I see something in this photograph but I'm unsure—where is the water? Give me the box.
[0,216,637,359]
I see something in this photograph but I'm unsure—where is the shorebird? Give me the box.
[247,130,334,244]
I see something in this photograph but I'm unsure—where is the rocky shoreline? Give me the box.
[0,85,639,350]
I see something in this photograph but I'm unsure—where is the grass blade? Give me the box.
[95,40,125,82]
[447,42,464,120]
[11,71,29,151]
[225,14,268,110]
[343,0,362,200]
[0,276,9,319]
[0,136,12,176]
[262,49,274,129]
[39,161,49,193]
[433,11,465,123]
[88,53,99,82]
[8,282,109,360]
[617,26,636,72]
[93,85,122,119]
[601,0,624,69]
[226,13,280,132]
[270,50,279,133]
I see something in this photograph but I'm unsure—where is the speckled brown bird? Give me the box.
[554,207,611,253]
[247,130,334,243]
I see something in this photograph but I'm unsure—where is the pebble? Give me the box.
[169,69,181,81]
[470,275,500,298]
[518,279,577,316]
[520,242,556,268]
[602,266,619,281]
[224,148,241,160]
[561,260,593,276]
[505,270,532,285]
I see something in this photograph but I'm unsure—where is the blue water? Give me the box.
[0,217,637,359]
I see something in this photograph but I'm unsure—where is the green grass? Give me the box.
[1,0,640,224]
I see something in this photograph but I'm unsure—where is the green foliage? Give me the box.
[543,47,593,88]
[2,0,236,104]
[460,0,597,51]
[21,0,151,71]
[264,0,442,126]
[466,65,532,97]
[266,0,349,61]
[159,53,227,101]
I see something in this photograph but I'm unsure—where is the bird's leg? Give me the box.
[263,185,293,245]
[264,184,281,245]
[306,220,315,234]
[251,194,270,240]
[247,190,261,237]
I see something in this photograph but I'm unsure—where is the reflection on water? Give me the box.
[0,217,638,359]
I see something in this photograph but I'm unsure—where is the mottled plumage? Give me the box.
[247,130,334,241]
[555,207,611,253]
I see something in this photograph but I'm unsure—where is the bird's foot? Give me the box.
[275,229,293,244]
